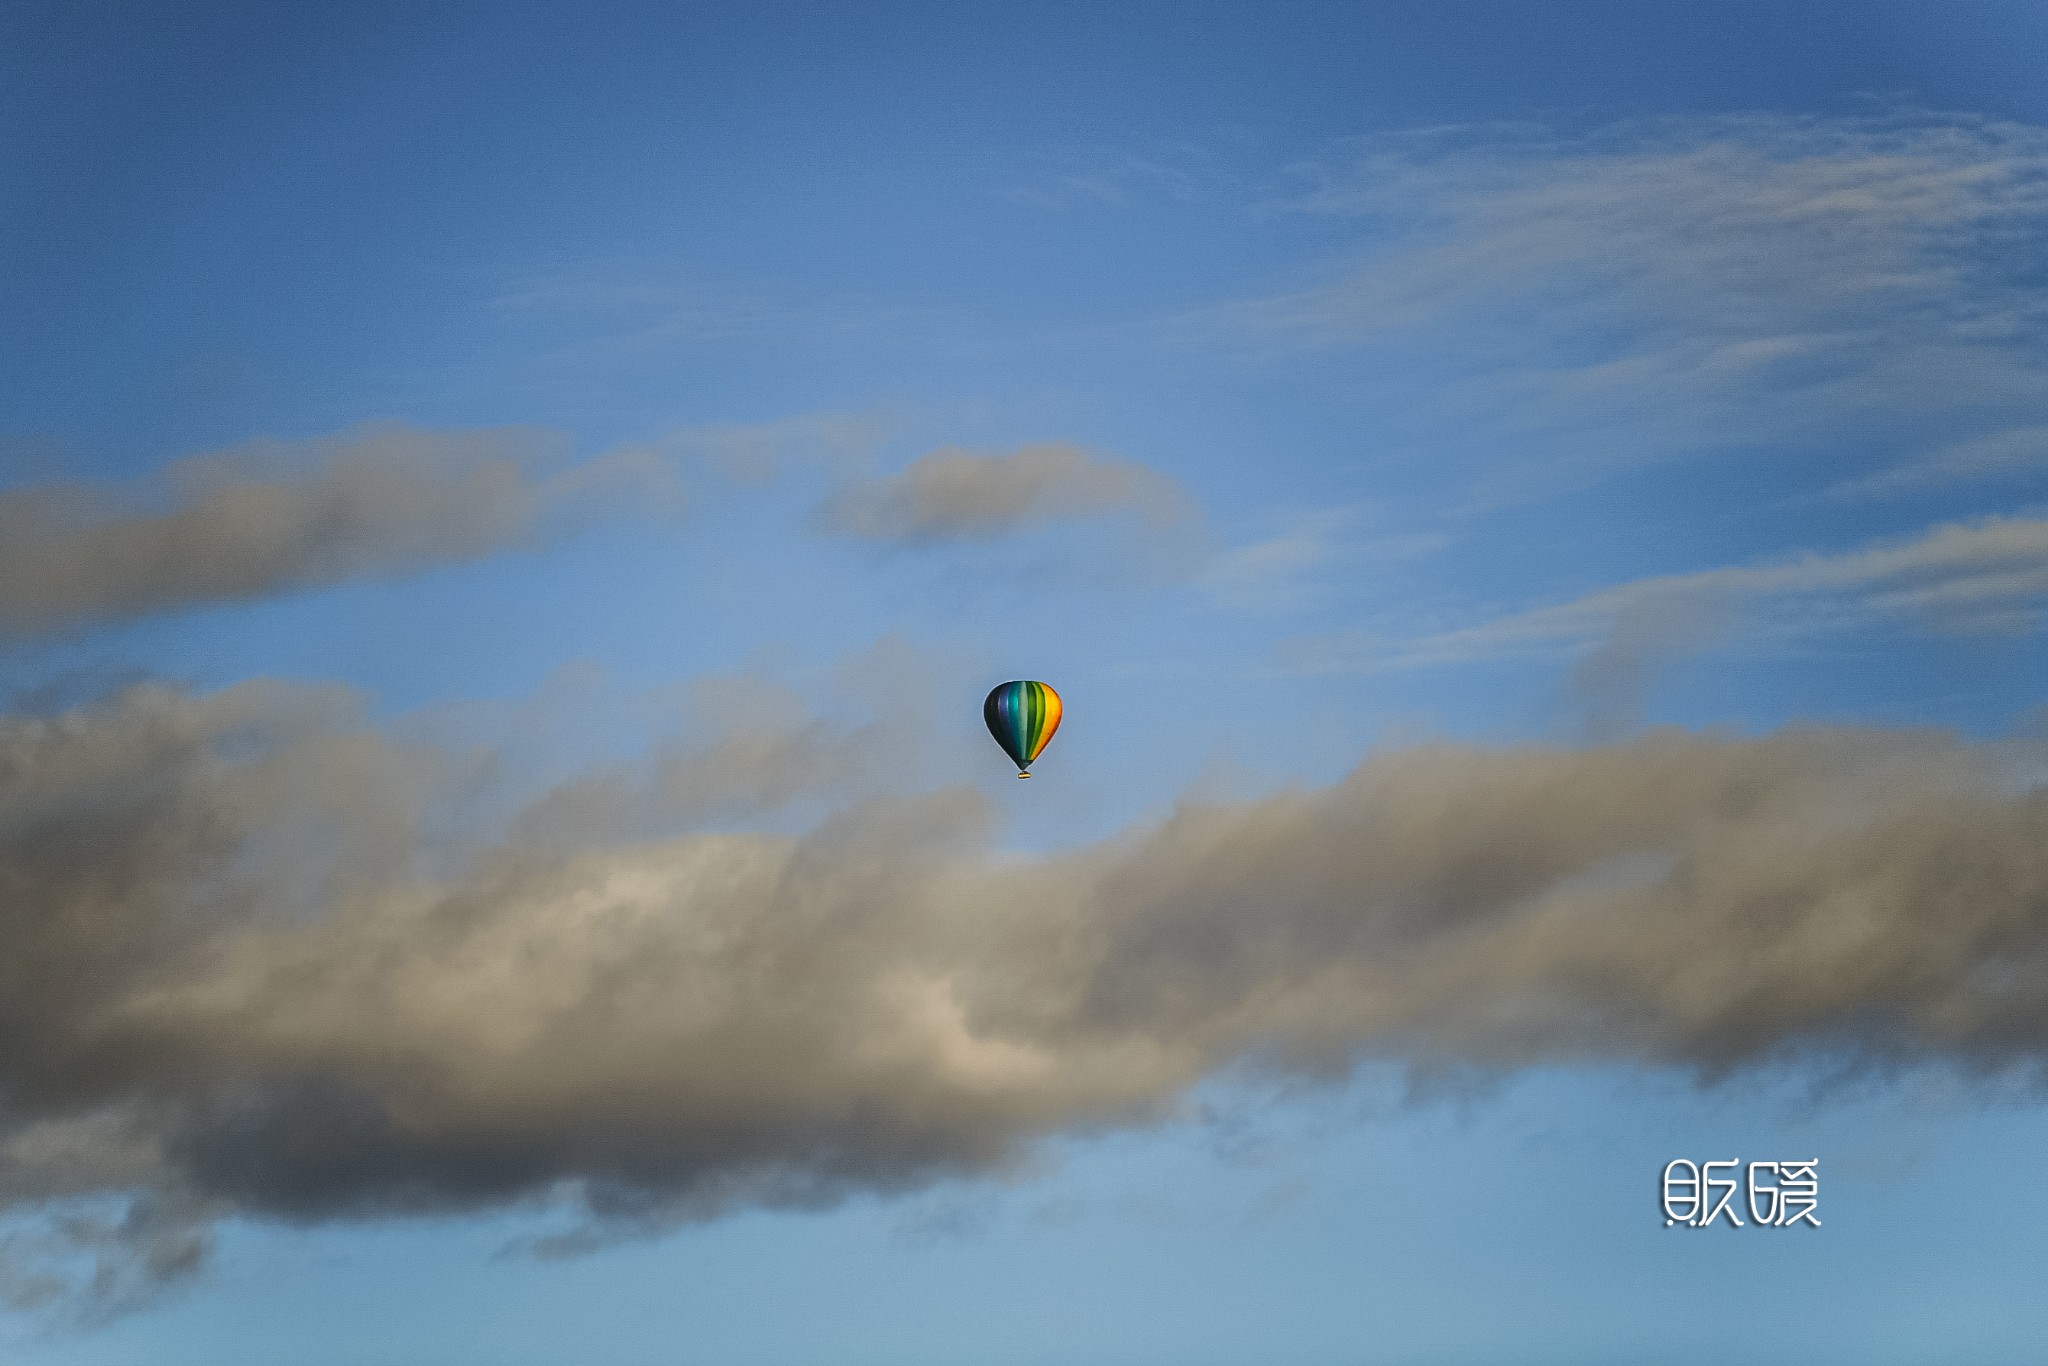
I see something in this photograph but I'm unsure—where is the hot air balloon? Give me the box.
[984,680,1061,778]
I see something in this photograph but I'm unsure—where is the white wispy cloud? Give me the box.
[1384,512,2048,671]
[493,271,956,363]
[1829,423,2048,498]
[1199,507,1447,611]
[1208,109,2048,497]
[1001,142,1220,210]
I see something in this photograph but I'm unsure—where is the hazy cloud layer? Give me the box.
[4,676,2047,1311]
[1225,110,2048,496]
[816,443,1193,544]
[0,425,680,639]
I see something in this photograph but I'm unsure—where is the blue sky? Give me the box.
[5,3,2048,1362]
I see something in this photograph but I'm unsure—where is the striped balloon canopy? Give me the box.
[983,680,1062,777]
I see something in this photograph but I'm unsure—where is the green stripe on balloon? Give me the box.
[983,680,1062,776]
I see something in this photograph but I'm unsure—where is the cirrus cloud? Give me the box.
[1210,109,2048,501]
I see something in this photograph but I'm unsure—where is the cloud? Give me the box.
[0,1192,214,1325]
[1830,423,2048,498]
[815,442,1194,544]
[1270,629,1378,677]
[4,671,2048,1312]
[1564,587,1731,740]
[1213,110,2048,495]
[0,424,681,640]
[1384,513,2048,674]
[492,272,957,365]
[654,412,895,485]
[1002,151,1209,210]
[505,637,944,847]
[1200,507,1447,611]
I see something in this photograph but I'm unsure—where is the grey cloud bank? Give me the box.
[0,425,680,638]
[4,678,2046,1312]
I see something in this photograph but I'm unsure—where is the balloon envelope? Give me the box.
[984,680,1061,775]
